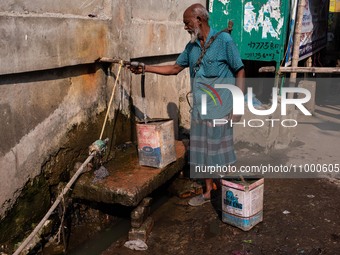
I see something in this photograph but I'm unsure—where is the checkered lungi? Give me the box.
[189,116,236,168]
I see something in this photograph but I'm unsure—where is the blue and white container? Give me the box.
[221,178,264,231]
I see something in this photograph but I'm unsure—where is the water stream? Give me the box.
[142,98,148,124]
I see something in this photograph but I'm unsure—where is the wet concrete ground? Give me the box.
[103,178,339,255]
[101,99,340,255]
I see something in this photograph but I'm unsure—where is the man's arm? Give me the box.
[146,64,184,75]
[235,68,245,93]
[130,64,184,76]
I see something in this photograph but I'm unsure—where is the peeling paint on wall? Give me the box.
[244,0,284,40]
[209,0,214,12]
[218,0,231,15]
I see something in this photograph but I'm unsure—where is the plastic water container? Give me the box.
[136,119,176,168]
[221,178,264,231]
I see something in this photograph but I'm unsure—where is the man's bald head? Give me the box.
[184,3,209,22]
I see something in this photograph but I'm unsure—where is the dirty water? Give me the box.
[47,191,171,255]
[66,218,130,255]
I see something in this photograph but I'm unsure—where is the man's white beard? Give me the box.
[190,28,200,43]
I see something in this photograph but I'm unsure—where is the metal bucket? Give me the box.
[136,119,176,168]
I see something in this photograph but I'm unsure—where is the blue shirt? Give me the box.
[176,28,244,119]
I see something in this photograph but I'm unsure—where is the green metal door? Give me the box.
[208,0,290,67]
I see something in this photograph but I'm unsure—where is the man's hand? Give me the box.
[127,64,144,74]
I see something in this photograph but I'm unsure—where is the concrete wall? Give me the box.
[0,0,204,246]
[234,106,298,152]
[0,1,111,75]
[129,1,197,58]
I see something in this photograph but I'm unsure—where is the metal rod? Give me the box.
[99,57,131,66]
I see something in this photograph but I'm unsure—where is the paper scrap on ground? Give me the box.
[124,239,148,251]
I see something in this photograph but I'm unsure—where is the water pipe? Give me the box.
[13,152,95,255]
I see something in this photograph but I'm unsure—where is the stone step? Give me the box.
[72,141,186,206]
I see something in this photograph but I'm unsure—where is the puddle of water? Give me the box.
[65,193,170,254]
[66,218,130,255]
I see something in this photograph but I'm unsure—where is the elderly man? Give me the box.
[130,3,245,206]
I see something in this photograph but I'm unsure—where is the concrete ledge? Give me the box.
[72,141,185,206]
[0,0,111,17]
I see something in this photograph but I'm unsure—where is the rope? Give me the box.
[99,60,123,140]
[193,28,229,75]
[186,29,229,109]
